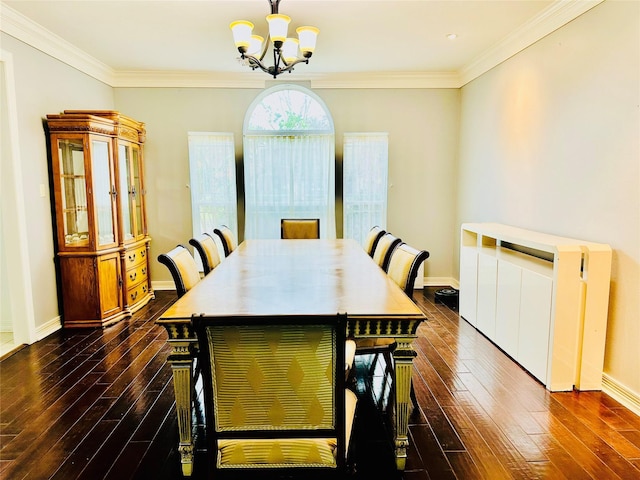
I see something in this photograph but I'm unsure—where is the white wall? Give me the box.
[0,33,114,332]
[114,87,461,285]
[456,1,640,394]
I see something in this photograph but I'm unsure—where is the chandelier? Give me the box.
[230,0,319,78]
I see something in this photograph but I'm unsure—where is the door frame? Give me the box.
[0,49,36,351]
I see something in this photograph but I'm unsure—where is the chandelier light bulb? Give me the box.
[266,14,291,45]
[230,20,254,52]
[282,38,299,64]
[297,26,319,57]
[248,35,264,56]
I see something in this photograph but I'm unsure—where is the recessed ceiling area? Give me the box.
[1,0,603,87]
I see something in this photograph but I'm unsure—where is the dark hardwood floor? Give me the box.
[1,288,639,479]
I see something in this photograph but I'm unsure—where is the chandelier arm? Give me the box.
[279,57,309,74]
[257,34,270,62]
[244,54,272,75]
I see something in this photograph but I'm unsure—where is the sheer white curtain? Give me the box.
[343,133,389,246]
[244,134,335,239]
[188,132,238,238]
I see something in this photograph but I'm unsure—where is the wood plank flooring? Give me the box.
[1,288,639,479]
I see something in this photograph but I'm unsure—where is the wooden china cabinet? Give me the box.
[46,110,154,328]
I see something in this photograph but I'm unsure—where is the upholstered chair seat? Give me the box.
[216,388,357,468]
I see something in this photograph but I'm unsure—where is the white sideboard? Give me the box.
[459,223,612,391]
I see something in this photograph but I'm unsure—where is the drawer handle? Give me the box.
[141,250,146,258]
[129,272,137,282]
[142,267,146,275]
[130,291,138,301]
[128,253,136,262]
[142,285,147,293]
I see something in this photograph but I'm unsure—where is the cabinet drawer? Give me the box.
[127,281,150,306]
[125,262,148,288]
[124,245,148,268]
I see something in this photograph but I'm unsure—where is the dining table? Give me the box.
[156,238,427,476]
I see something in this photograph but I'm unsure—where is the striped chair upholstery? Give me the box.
[189,233,222,275]
[363,226,386,257]
[213,225,237,257]
[157,245,201,298]
[281,219,320,239]
[372,233,402,272]
[192,314,357,473]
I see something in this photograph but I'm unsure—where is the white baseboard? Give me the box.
[602,373,640,417]
[152,280,178,291]
[422,277,458,288]
[36,315,62,341]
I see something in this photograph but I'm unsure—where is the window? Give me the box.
[188,132,238,239]
[343,133,389,246]
[243,84,336,239]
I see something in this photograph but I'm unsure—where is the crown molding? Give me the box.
[308,71,461,89]
[0,3,115,85]
[112,70,462,89]
[2,1,604,90]
[459,0,605,86]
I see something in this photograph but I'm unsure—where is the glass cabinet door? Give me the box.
[118,141,145,241]
[132,146,145,238]
[90,139,117,247]
[57,138,89,247]
[118,143,134,241]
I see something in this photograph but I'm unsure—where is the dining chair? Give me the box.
[372,232,402,272]
[363,225,386,257]
[213,225,237,257]
[189,233,221,275]
[280,218,320,239]
[387,242,430,298]
[157,245,201,298]
[191,313,357,475]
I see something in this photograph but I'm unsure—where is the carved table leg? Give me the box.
[167,339,195,476]
[393,339,417,470]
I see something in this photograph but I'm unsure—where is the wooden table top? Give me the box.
[158,239,425,323]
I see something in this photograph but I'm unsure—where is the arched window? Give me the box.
[243,84,335,239]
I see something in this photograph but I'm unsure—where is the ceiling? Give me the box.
[1,0,602,88]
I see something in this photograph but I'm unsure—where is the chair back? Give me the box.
[213,225,237,257]
[363,226,386,257]
[157,245,201,298]
[192,313,356,473]
[387,243,430,298]
[189,233,221,275]
[281,218,320,239]
[372,233,402,272]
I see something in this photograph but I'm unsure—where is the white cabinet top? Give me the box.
[461,222,611,255]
